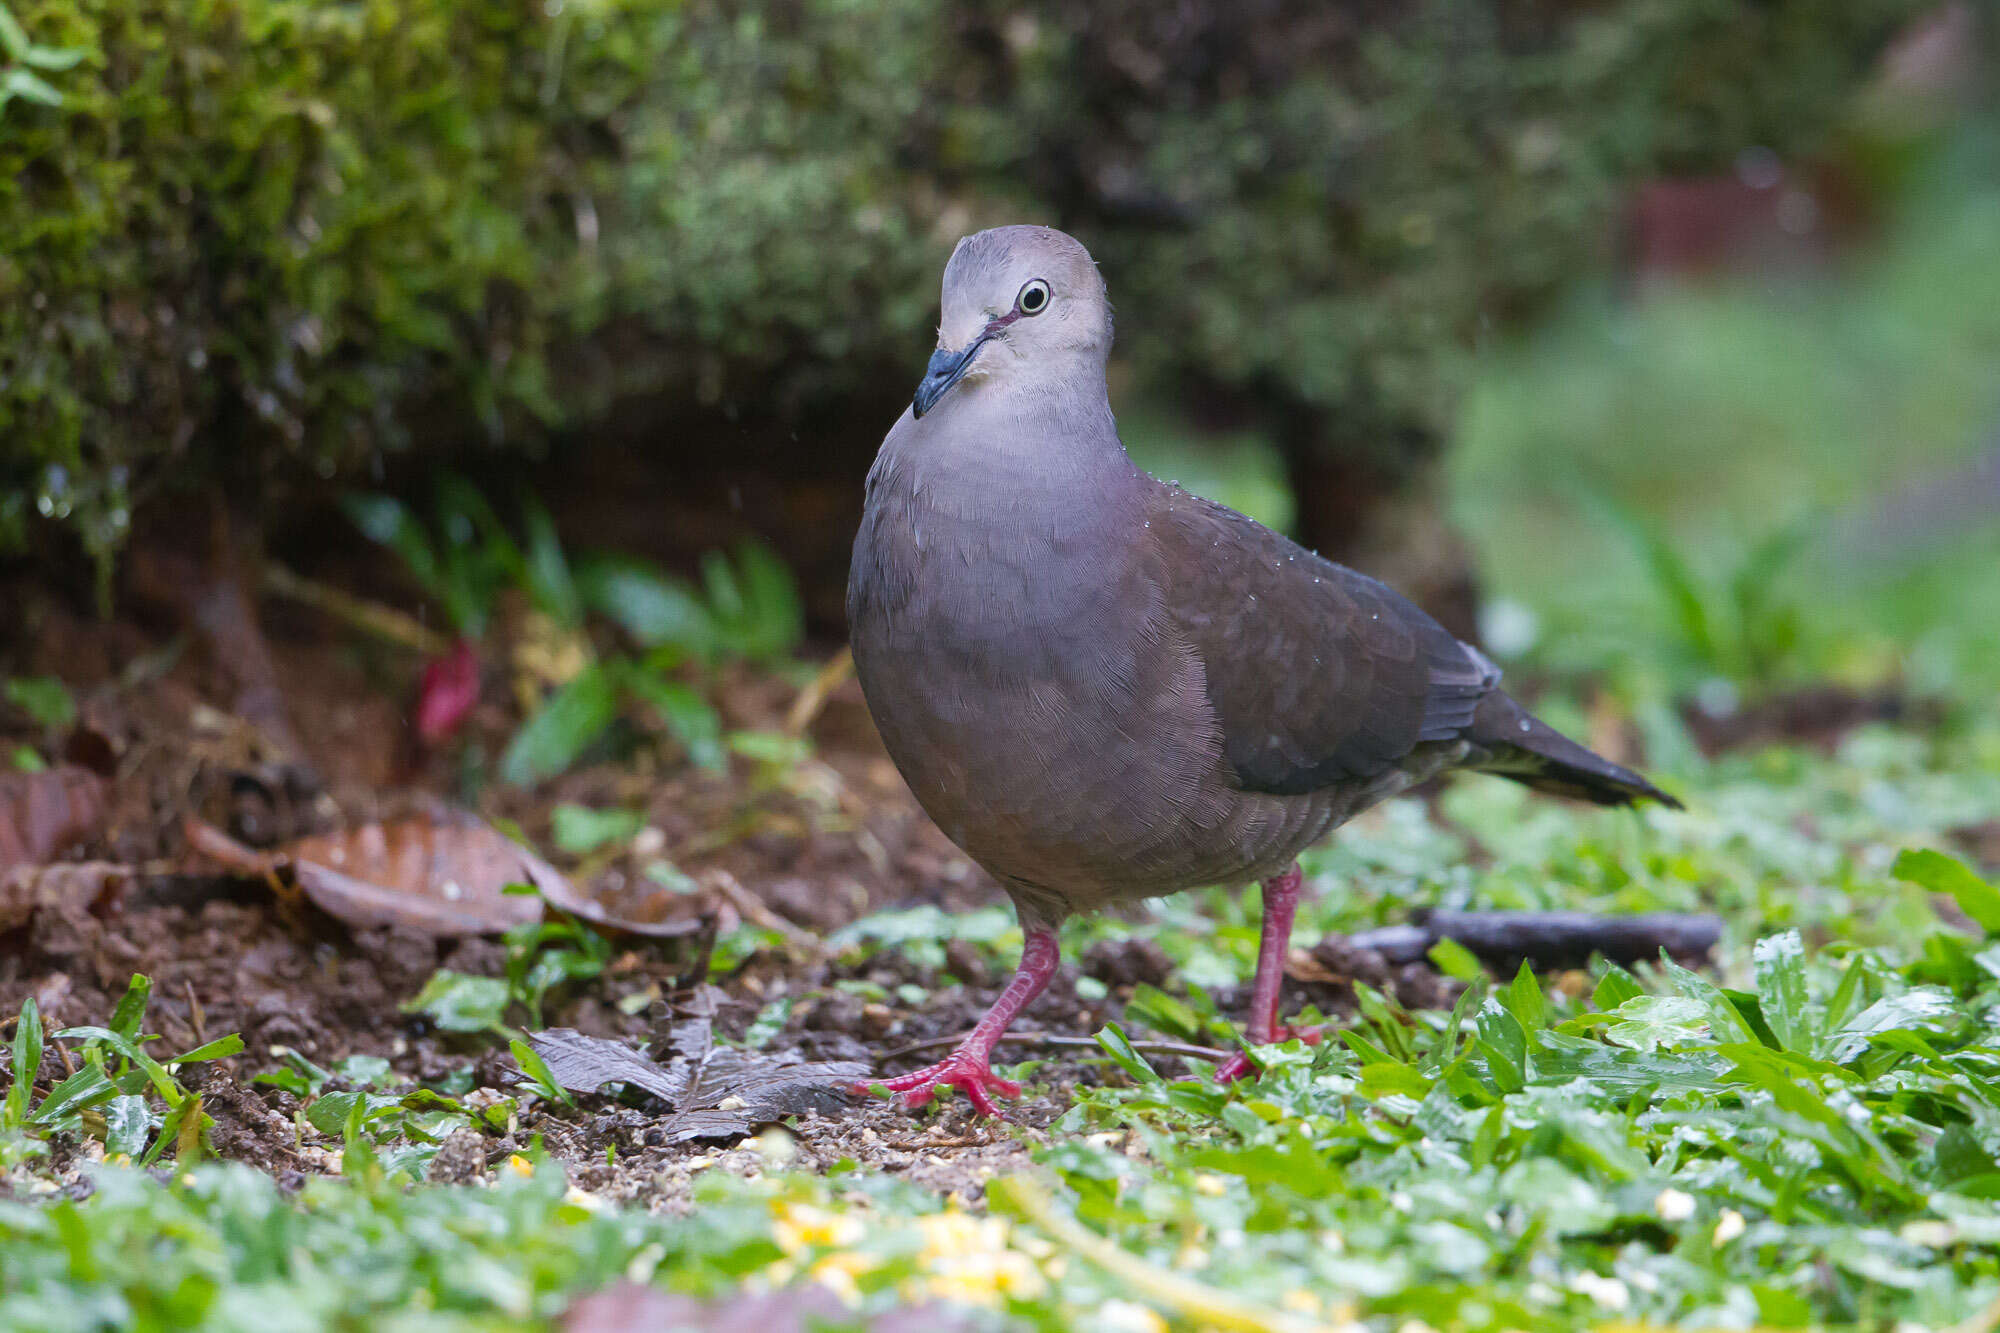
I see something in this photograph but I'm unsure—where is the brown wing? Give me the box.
[1150,486,1498,796]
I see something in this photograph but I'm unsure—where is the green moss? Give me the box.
[0,0,1920,573]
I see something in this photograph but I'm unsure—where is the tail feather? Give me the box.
[1467,691,1682,809]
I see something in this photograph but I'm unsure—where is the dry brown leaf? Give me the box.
[0,861,130,932]
[562,1282,978,1333]
[536,870,707,940]
[526,1020,865,1143]
[0,765,110,881]
[184,810,553,936]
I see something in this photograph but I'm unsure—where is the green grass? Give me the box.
[5,710,2000,1329]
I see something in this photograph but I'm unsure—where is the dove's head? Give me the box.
[911,226,1112,419]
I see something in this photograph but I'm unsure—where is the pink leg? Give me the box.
[1214,864,1323,1084]
[856,926,1060,1116]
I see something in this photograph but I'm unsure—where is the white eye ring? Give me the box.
[1017,279,1051,316]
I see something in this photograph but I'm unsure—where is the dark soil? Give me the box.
[0,577,1450,1202]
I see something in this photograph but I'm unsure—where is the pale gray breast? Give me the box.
[849,447,1236,913]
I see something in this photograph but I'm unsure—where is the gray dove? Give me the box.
[848,225,1678,1113]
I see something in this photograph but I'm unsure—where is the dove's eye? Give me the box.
[1017,279,1051,316]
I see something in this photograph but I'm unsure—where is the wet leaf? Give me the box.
[185,811,557,937]
[621,670,724,772]
[1095,1022,1163,1085]
[102,1094,151,1158]
[524,1022,865,1143]
[574,556,719,655]
[4,676,75,730]
[109,974,151,1042]
[0,764,109,886]
[1603,995,1710,1053]
[414,640,481,746]
[6,997,41,1126]
[500,664,619,788]
[30,1065,114,1126]
[402,971,511,1033]
[1897,848,2000,935]
[508,1038,573,1106]
[549,804,644,856]
[1754,930,1814,1054]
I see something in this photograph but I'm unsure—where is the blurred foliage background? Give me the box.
[2,0,1995,750]
[0,0,1955,607]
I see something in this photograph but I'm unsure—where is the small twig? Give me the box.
[262,563,455,657]
[184,979,207,1049]
[1345,909,1723,970]
[783,647,854,738]
[880,1030,1231,1064]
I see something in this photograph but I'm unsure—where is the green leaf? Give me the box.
[22,42,88,71]
[1474,998,1527,1092]
[1660,954,1759,1044]
[102,1094,151,1159]
[1753,931,1813,1054]
[1,66,64,107]
[1501,961,1548,1033]
[1591,965,1645,1011]
[4,676,74,729]
[30,1064,114,1125]
[721,540,805,661]
[499,664,619,787]
[306,1090,404,1137]
[1124,985,1204,1043]
[1895,849,2000,935]
[7,997,42,1126]
[1603,994,1709,1052]
[109,973,151,1042]
[1426,936,1483,983]
[0,6,27,58]
[401,971,510,1033]
[9,744,45,771]
[1095,1023,1162,1085]
[519,497,581,629]
[342,494,440,596]
[575,556,718,655]
[549,803,645,856]
[53,1026,181,1105]
[170,1034,245,1064]
[1825,989,1957,1063]
[622,671,723,772]
[509,1039,574,1107]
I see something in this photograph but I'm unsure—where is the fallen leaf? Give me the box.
[526,1021,865,1143]
[0,862,130,932]
[536,869,708,940]
[562,1282,977,1333]
[414,639,482,746]
[184,809,553,937]
[0,765,109,881]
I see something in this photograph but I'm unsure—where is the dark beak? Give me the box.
[911,336,986,418]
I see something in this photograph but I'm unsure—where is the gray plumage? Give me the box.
[849,225,1677,934]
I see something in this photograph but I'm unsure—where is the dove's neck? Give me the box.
[903,364,1138,505]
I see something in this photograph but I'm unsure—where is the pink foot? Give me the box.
[1212,1024,1328,1085]
[854,1052,1021,1117]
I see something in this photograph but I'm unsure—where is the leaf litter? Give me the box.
[526,999,867,1143]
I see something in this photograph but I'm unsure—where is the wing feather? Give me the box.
[1150,487,1499,796]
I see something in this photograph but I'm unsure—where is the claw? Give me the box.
[855,1052,1022,1117]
